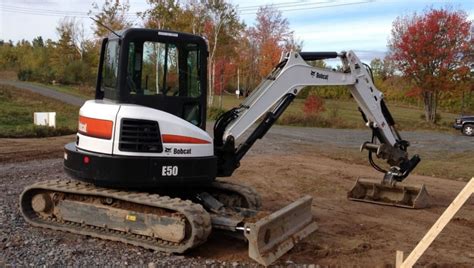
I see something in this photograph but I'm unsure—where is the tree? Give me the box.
[32,36,44,48]
[201,0,241,106]
[51,19,82,83]
[370,58,383,78]
[140,1,242,106]
[140,0,187,31]
[370,57,394,82]
[249,5,300,81]
[388,7,472,123]
[90,0,132,39]
[56,17,87,59]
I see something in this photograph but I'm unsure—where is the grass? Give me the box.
[19,77,458,132]
[0,84,78,138]
[299,144,473,181]
[415,152,473,181]
[0,69,461,132]
[31,82,94,99]
[0,79,459,135]
[210,95,459,132]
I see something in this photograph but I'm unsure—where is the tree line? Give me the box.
[0,0,299,106]
[0,1,472,123]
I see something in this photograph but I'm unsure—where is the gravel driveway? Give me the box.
[0,80,85,106]
[238,124,473,156]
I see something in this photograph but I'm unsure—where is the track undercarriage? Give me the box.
[20,179,316,265]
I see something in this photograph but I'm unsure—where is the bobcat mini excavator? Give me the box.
[20,28,428,265]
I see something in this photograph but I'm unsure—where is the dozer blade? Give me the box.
[347,177,430,209]
[243,195,317,266]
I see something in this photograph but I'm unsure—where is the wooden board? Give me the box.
[397,178,474,268]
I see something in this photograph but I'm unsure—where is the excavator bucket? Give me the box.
[347,177,430,209]
[243,195,318,266]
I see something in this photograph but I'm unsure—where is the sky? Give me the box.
[0,0,473,63]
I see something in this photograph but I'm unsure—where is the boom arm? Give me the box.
[214,51,420,183]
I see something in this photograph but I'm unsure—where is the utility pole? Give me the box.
[237,68,240,99]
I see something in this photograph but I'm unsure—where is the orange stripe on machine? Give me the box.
[162,134,210,144]
[78,116,113,140]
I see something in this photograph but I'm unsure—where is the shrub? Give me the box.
[17,69,33,81]
[419,113,442,122]
[278,113,351,129]
[60,61,92,85]
[298,86,351,100]
[303,94,325,116]
[0,125,76,138]
[207,106,226,120]
[328,103,340,118]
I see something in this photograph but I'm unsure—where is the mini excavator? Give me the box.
[20,28,428,266]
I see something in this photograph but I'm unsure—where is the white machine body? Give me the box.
[76,100,213,158]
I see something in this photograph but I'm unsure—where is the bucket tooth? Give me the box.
[243,195,318,266]
[347,177,430,209]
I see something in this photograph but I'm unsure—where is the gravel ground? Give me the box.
[0,159,253,267]
[0,113,472,266]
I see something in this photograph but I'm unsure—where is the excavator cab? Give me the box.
[62,29,217,188]
[96,28,208,130]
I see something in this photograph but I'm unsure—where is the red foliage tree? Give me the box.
[249,5,299,81]
[259,37,282,78]
[213,57,236,95]
[388,8,472,123]
[303,94,325,116]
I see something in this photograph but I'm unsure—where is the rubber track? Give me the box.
[20,180,212,253]
[211,180,262,210]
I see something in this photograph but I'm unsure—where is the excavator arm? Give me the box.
[214,50,420,184]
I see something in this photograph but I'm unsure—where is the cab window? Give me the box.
[128,41,201,98]
[102,40,119,90]
[126,40,202,126]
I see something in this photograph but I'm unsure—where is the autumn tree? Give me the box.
[234,31,258,95]
[0,39,19,71]
[249,5,299,80]
[90,0,132,39]
[51,18,91,84]
[140,0,188,31]
[388,8,472,123]
[140,1,242,106]
[55,17,88,59]
[201,0,241,106]
[185,0,208,35]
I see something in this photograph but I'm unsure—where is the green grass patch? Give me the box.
[415,151,474,181]
[31,82,94,99]
[26,83,458,133]
[0,84,78,138]
[207,106,227,120]
[306,145,473,181]
[210,95,458,132]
